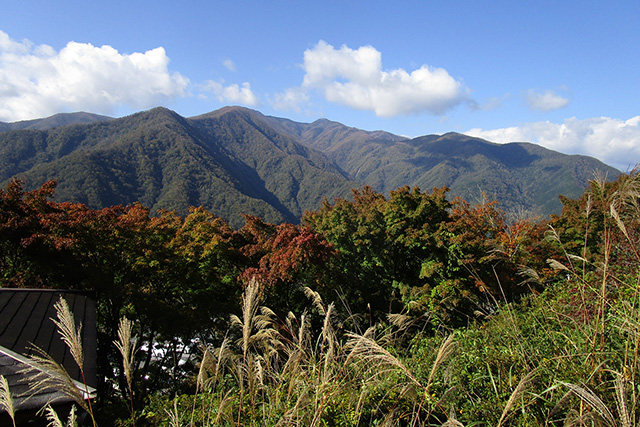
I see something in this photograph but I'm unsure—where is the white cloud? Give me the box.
[271,87,309,112]
[525,89,570,112]
[466,116,640,170]
[202,80,260,106]
[0,30,189,121]
[223,59,236,72]
[288,40,466,117]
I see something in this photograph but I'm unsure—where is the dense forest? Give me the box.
[1,170,639,426]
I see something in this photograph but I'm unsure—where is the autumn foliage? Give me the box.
[1,179,556,328]
[2,176,598,419]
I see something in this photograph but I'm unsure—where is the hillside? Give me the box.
[0,107,356,227]
[264,115,620,216]
[0,106,620,224]
[0,112,112,132]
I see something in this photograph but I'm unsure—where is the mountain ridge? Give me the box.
[0,107,358,227]
[0,111,113,132]
[0,106,620,224]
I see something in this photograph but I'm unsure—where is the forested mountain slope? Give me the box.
[0,112,112,132]
[263,113,620,216]
[0,106,620,223]
[0,107,356,226]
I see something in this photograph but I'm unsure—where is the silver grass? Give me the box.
[52,297,83,371]
[0,375,16,426]
[297,314,309,350]
[67,405,78,427]
[196,347,212,393]
[276,388,311,426]
[546,225,563,244]
[567,254,588,263]
[232,280,261,356]
[610,203,630,241]
[346,331,423,390]
[614,373,632,427]
[212,389,235,426]
[197,344,224,394]
[496,370,536,427]
[518,267,542,286]
[25,345,89,413]
[232,278,279,358]
[441,407,465,426]
[322,303,335,346]
[250,353,265,390]
[67,404,77,427]
[114,317,138,392]
[166,398,181,427]
[387,313,414,331]
[285,311,297,332]
[43,404,77,427]
[548,258,571,272]
[303,286,325,315]
[27,296,95,426]
[44,405,65,427]
[212,338,234,383]
[560,381,616,427]
[321,303,337,382]
[426,334,456,391]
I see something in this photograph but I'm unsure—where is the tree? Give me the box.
[237,214,336,314]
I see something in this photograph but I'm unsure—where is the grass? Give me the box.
[0,375,16,427]
[144,237,640,426]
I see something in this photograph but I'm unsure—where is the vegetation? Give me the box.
[0,107,619,229]
[1,167,638,426]
[267,114,620,217]
[0,107,356,228]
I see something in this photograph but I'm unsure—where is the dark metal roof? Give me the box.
[0,289,97,418]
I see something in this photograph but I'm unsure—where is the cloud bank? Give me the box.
[275,40,467,117]
[0,31,189,121]
[466,116,640,171]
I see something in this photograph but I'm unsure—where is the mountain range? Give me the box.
[0,106,619,226]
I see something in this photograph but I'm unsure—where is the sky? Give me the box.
[1,1,639,170]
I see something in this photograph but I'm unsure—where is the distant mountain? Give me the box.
[0,106,620,225]
[264,115,620,217]
[0,112,113,132]
[0,107,356,227]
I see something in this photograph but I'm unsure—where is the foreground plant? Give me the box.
[26,297,96,426]
[0,375,16,427]
[151,279,467,426]
[114,317,138,427]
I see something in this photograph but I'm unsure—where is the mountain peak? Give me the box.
[189,105,263,121]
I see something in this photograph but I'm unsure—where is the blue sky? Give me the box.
[1,1,639,170]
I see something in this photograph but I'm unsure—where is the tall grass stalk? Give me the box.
[114,317,138,427]
[26,297,96,426]
[0,375,16,427]
[43,404,77,427]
